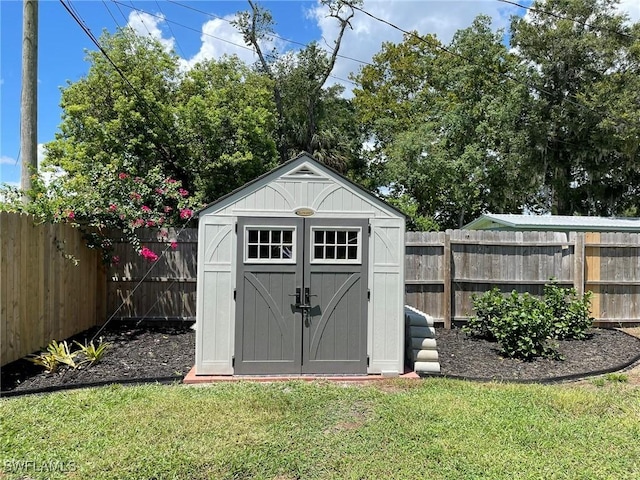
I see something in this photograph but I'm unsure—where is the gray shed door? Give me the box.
[234,217,368,375]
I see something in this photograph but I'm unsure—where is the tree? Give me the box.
[510,0,640,215]
[233,0,364,172]
[353,16,534,229]
[45,29,279,207]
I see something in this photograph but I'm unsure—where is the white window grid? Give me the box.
[311,227,361,264]
[244,227,296,264]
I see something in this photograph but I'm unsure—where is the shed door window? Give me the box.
[311,227,361,264]
[245,227,295,263]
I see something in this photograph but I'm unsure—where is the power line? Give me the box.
[154,0,187,58]
[347,2,634,130]
[497,0,637,40]
[111,0,360,86]
[165,0,374,68]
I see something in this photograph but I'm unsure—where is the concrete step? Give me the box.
[414,361,441,374]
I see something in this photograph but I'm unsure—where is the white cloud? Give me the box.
[0,155,17,165]
[618,0,640,22]
[127,11,175,52]
[180,15,259,69]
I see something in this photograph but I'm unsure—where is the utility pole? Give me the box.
[20,0,38,202]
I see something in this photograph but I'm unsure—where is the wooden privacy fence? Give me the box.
[406,230,640,328]
[107,228,640,328]
[0,213,106,366]
[107,228,197,321]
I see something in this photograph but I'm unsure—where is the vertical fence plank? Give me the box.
[443,231,451,329]
[585,232,601,320]
[573,232,584,297]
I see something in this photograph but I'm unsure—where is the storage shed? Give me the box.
[195,153,406,376]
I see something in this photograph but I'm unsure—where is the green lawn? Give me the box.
[1,379,639,479]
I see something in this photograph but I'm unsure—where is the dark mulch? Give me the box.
[436,328,640,382]
[1,323,195,394]
[3,324,640,395]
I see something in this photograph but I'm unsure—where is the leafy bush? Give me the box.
[465,280,594,360]
[544,280,593,340]
[462,287,506,340]
[489,291,556,360]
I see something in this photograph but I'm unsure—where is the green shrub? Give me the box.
[489,291,557,360]
[543,280,593,340]
[462,287,506,340]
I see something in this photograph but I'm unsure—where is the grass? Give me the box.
[1,379,639,479]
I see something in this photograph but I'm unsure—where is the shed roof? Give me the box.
[197,152,405,218]
[464,213,640,232]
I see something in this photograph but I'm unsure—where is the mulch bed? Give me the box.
[1,323,195,395]
[2,324,640,395]
[436,328,640,382]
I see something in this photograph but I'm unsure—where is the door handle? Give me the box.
[288,287,301,305]
[304,287,317,305]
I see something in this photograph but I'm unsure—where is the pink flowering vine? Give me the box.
[141,205,151,213]
[178,188,189,197]
[170,241,178,250]
[118,173,128,180]
[109,204,117,212]
[140,246,159,262]
[179,208,193,219]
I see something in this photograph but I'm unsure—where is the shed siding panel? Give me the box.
[196,217,234,375]
[369,218,404,373]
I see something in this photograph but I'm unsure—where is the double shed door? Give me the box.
[234,217,369,375]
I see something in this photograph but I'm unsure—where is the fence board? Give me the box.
[100,227,640,328]
[1,213,104,366]
[107,228,197,321]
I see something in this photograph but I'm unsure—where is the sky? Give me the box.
[1,0,639,188]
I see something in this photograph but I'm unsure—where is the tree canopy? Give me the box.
[6,0,639,240]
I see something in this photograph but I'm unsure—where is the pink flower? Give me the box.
[179,208,193,220]
[170,241,178,250]
[178,188,189,197]
[109,204,117,212]
[163,206,173,213]
[132,218,145,228]
[155,188,165,195]
[111,255,120,265]
[157,217,165,225]
[130,192,141,201]
[134,177,143,183]
[140,246,159,262]
[67,211,75,219]
[141,205,151,213]
[146,220,156,227]
[166,178,177,184]
[118,173,128,180]
[160,230,168,238]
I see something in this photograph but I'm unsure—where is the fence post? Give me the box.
[443,230,452,329]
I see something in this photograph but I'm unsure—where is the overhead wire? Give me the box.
[60,0,198,337]
[346,1,635,130]
[497,0,638,40]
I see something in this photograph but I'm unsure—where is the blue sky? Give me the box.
[1,0,638,187]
